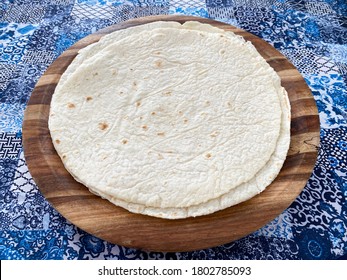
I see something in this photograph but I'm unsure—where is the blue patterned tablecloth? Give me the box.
[1,0,347,260]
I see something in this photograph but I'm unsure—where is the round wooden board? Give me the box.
[22,15,320,252]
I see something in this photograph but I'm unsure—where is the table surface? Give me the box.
[1,0,346,260]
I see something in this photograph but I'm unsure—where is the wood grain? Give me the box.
[22,15,320,252]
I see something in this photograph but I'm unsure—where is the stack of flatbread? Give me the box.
[48,21,291,219]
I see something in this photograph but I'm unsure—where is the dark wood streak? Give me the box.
[291,115,320,134]
[22,15,320,252]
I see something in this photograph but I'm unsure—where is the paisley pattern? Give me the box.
[306,74,347,128]
[0,0,347,260]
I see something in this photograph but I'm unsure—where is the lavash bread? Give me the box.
[49,21,290,219]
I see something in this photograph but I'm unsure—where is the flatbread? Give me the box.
[49,22,290,219]
[57,21,241,89]
[56,21,182,90]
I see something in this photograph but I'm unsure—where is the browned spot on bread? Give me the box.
[122,139,128,144]
[158,153,164,160]
[98,122,109,131]
[133,81,137,87]
[142,125,148,130]
[205,153,212,159]
[151,112,156,116]
[62,155,66,159]
[183,119,188,123]
[67,103,75,109]
[210,131,219,137]
[136,101,141,107]
[86,96,93,101]
[157,132,165,136]
[55,139,60,144]
[155,60,163,68]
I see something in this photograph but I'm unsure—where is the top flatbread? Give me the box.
[49,21,290,219]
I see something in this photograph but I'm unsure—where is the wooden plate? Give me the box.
[22,15,320,252]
